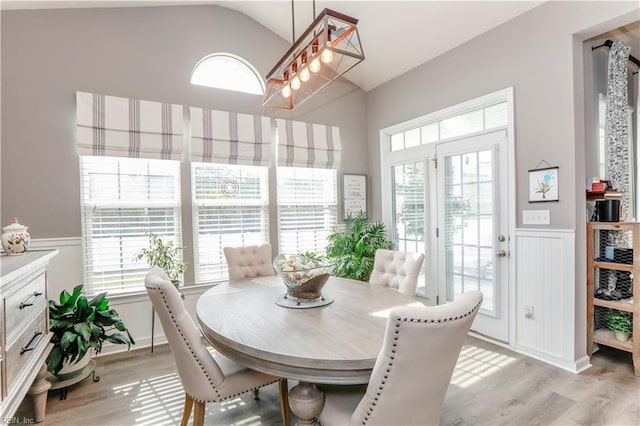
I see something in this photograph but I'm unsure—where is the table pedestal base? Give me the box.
[289,382,324,426]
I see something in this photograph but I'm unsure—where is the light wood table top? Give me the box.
[196,275,423,385]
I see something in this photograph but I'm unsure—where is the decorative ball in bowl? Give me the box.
[274,253,334,300]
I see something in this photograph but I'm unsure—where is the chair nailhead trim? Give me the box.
[146,282,282,406]
[360,299,482,425]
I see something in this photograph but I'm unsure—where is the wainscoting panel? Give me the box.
[514,228,587,373]
[27,238,212,356]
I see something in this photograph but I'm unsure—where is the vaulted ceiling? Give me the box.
[2,0,548,91]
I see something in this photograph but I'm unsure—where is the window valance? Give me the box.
[190,107,272,167]
[276,119,341,169]
[76,92,183,160]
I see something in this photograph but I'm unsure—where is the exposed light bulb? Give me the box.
[310,57,321,73]
[282,84,291,98]
[291,76,301,90]
[299,67,310,82]
[321,48,333,64]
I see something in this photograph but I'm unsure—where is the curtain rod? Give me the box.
[592,39,640,69]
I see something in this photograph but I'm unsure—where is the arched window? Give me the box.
[191,53,264,95]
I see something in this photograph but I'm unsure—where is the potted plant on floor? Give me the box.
[606,310,633,342]
[134,233,187,287]
[47,285,135,379]
[326,211,394,281]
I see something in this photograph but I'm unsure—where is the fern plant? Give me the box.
[326,211,394,281]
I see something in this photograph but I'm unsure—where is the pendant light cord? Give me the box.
[292,0,317,43]
[291,0,295,43]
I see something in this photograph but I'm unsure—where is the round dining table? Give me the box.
[196,274,423,425]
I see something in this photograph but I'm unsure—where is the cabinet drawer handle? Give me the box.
[21,331,44,355]
[19,291,43,309]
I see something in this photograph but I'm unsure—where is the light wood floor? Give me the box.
[16,337,640,425]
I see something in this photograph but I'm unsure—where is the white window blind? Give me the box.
[277,167,337,255]
[192,163,269,283]
[80,156,182,295]
[389,101,508,152]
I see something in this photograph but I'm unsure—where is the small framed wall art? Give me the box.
[528,166,559,202]
[342,173,367,219]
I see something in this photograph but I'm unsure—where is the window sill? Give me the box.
[106,282,221,305]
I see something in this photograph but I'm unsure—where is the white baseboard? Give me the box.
[515,343,591,374]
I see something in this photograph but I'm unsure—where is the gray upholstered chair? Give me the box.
[369,249,425,295]
[319,290,483,426]
[144,267,289,426]
[223,243,275,280]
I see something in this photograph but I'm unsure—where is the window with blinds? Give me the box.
[192,163,269,283]
[277,167,337,255]
[390,101,508,152]
[80,156,183,295]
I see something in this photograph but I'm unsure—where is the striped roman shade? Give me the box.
[276,119,341,169]
[190,107,272,166]
[76,92,183,160]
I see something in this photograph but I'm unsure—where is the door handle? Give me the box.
[496,249,508,257]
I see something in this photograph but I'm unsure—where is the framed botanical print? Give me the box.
[529,166,559,202]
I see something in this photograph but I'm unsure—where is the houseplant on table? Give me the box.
[134,233,187,286]
[326,211,394,282]
[606,310,633,342]
[47,285,135,378]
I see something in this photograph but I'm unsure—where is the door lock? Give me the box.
[498,235,506,242]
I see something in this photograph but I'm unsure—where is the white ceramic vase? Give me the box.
[1,217,30,255]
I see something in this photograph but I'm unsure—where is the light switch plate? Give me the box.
[522,209,550,225]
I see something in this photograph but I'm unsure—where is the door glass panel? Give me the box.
[391,162,426,295]
[444,149,494,311]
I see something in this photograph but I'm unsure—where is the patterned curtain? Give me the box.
[190,107,272,166]
[605,40,632,220]
[76,92,183,160]
[275,118,342,169]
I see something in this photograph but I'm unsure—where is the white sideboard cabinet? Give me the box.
[1,250,58,422]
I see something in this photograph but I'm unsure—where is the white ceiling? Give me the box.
[211,1,546,91]
[0,0,566,91]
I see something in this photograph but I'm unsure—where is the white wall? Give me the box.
[0,5,367,354]
[1,4,369,295]
[366,1,639,370]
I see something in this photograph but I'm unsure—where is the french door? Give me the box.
[435,130,509,342]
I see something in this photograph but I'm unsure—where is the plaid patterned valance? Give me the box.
[276,119,341,169]
[76,92,183,160]
[190,107,272,166]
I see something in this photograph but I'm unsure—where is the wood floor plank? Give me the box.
[14,337,640,425]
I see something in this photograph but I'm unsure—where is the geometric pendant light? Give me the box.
[263,8,365,109]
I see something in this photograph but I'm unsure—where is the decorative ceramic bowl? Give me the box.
[273,253,334,300]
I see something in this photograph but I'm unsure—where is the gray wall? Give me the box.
[365,1,639,228]
[1,5,369,240]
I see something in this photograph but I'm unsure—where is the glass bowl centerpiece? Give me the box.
[274,253,334,302]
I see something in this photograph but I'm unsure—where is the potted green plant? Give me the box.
[47,285,135,378]
[326,211,394,281]
[606,310,633,342]
[134,233,187,285]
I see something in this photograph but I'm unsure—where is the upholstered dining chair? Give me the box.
[369,249,425,295]
[318,290,483,426]
[144,267,289,426]
[223,243,275,280]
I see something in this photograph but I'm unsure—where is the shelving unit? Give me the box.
[587,222,640,375]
